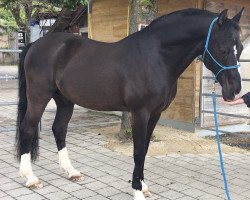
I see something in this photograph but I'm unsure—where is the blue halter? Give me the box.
[203,17,240,81]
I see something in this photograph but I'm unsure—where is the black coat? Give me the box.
[242,92,250,107]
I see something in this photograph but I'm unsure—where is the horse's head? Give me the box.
[203,9,244,101]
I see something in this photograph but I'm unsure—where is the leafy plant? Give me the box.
[48,0,87,9]
[0,0,87,40]
[141,0,155,9]
[0,7,18,33]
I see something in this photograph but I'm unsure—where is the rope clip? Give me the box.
[212,82,216,92]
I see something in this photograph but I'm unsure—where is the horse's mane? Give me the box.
[148,8,216,27]
[147,8,241,33]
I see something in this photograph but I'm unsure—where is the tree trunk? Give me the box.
[119,0,157,140]
[119,112,132,139]
[8,32,19,64]
[119,0,139,140]
[140,0,157,24]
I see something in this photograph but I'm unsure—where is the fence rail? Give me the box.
[200,59,250,133]
[201,110,250,120]
[0,49,21,132]
[0,49,22,53]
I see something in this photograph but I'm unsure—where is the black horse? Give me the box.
[16,8,243,199]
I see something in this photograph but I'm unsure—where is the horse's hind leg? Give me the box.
[19,95,51,188]
[52,92,82,181]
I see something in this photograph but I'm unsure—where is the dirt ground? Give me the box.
[92,125,248,156]
[207,132,250,151]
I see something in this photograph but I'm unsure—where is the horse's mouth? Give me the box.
[234,92,243,100]
[224,98,235,102]
[223,92,243,102]
[222,93,235,102]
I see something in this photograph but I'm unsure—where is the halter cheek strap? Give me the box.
[203,17,240,81]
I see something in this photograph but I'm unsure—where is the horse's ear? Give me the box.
[218,9,228,26]
[232,7,244,23]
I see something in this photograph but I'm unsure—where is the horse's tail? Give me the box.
[16,43,38,161]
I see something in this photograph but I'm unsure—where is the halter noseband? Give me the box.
[203,17,240,81]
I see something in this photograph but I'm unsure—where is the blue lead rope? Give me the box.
[212,88,231,200]
[203,16,237,200]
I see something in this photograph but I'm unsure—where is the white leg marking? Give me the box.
[19,153,42,188]
[134,190,146,200]
[58,148,82,180]
[141,180,152,197]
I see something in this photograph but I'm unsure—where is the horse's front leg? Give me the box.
[131,110,150,200]
[141,113,161,197]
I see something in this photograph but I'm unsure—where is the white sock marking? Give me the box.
[141,180,148,191]
[58,148,81,178]
[19,153,40,187]
[134,190,146,200]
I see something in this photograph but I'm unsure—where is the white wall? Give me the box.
[241,37,250,93]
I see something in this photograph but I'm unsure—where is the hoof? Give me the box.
[143,189,152,197]
[69,174,84,182]
[141,180,151,197]
[26,179,43,189]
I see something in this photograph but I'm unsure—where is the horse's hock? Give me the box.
[88,0,250,133]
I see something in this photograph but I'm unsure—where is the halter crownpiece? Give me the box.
[203,17,240,81]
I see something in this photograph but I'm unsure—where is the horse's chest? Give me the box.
[161,82,178,111]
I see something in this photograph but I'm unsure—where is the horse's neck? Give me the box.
[147,12,216,79]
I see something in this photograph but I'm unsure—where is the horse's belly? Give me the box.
[75,95,128,112]
[57,78,127,111]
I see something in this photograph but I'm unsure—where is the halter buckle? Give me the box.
[212,82,216,92]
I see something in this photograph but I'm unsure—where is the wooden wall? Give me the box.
[158,0,199,15]
[157,0,201,123]
[204,0,250,40]
[88,0,129,42]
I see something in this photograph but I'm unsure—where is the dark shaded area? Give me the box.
[48,5,87,34]
[207,132,250,150]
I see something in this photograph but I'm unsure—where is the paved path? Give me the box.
[0,126,249,200]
